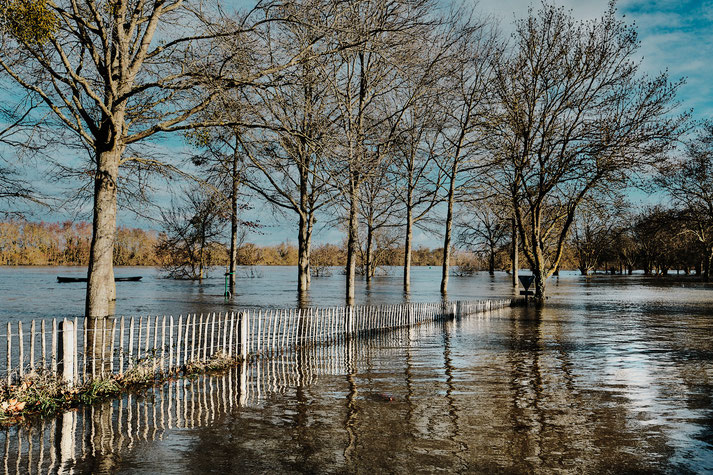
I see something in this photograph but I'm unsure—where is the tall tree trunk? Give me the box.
[85,148,121,319]
[297,152,311,293]
[306,214,313,287]
[404,199,413,292]
[298,213,310,294]
[440,171,456,295]
[532,249,547,305]
[511,218,518,287]
[228,154,239,296]
[199,230,205,281]
[488,247,495,275]
[85,146,121,374]
[365,222,373,284]
[345,180,359,305]
[532,211,547,304]
[533,267,546,304]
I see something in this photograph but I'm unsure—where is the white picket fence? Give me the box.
[0,299,511,387]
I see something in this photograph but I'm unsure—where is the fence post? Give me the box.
[6,322,11,386]
[18,322,24,378]
[240,312,248,359]
[59,319,75,387]
[347,306,353,336]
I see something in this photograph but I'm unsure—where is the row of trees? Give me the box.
[569,205,708,278]
[13,202,711,276]
[0,0,689,313]
[160,1,686,304]
[0,218,454,270]
[460,122,713,282]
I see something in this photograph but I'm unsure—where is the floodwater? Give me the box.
[0,265,507,323]
[1,268,712,473]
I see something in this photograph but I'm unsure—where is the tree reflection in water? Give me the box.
[1,304,712,473]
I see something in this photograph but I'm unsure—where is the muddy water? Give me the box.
[1,274,713,473]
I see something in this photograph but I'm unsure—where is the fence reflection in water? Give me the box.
[0,308,508,474]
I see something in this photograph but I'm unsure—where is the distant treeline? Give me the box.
[0,221,449,268]
[0,220,160,266]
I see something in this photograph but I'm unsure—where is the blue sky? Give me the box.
[4,0,712,248]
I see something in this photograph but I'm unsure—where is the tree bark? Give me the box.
[365,221,373,284]
[440,170,456,295]
[228,154,239,296]
[532,210,547,304]
[298,212,310,294]
[306,215,313,287]
[511,218,518,287]
[534,268,546,304]
[404,200,413,293]
[488,248,495,275]
[297,213,314,294]
[345,180,359,305]
[85,148,121,319]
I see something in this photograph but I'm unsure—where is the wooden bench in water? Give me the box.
[57,276,143,283]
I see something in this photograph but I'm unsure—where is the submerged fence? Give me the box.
[0,299,511,387]
[1,322,430,475]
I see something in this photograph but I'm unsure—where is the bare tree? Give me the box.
[456,198,509,275]
[392,89,445,292]
[657,122,713,280]
[358,226,399,278]
[435,15,500,295]
[186,121,253,296]
[236,0,338,297]
[323,0,442,304]
[570,196,627,275]
[487,3,686,303]
[358,155,400,282]
[156,189,226,280]
[0,0,323,318]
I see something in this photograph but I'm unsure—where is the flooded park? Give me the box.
[3,0,713,471]
[0,267,711,473]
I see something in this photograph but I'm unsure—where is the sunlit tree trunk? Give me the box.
[440,164,457,295]
[511,217,519,287]
[403,196,413,293]
[229,153,239,296]
[346,179,360,305]
[85,146,122,318]
[298,212,311,294]
[365,220,374,284]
